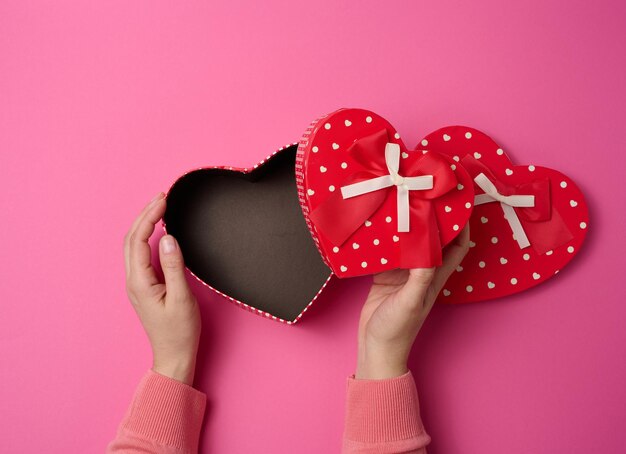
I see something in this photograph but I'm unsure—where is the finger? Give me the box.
[445,223,470,261]
[124,193,165,275]
[159,235,192,303]
[431,224,470,293]
[435,225,470,283]
[422,227,469,313]
[128,198,167,291]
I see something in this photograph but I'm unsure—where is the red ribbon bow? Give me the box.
[309,129,458,268]
[460,154,573,254]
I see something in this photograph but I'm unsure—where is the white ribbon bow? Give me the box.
[474,172,535,249]
[340,143,433,232]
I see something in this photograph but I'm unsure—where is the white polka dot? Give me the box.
[307,189,315,196]
[380,258,388,265]
[570,200,578,207]
[312,146,319,153]
[445,206,452,212]
[364,220,372,227]
[479,261,486,268]
[324,123,331,130]
[456,265,463,272]
[500,257,508,265]
[453,155,460,162]
[352,242,359,250]
[320,165,327,173]
[401,152,409,159]
[341,162,348,169]
[465,131,472,139]
[332,247,339,253]
[466,285,473,292]
[505,168,513,176]
[473,152,481,159]
[532,272,541,280]
[344,119,352,127]
[481,216,488,224]
[332,143,339,150]
[567,246,575,253]
[443,134,451,141]
[394,132,400,139]
[528,165,535,172]
[545,250,553,256]
[365,116,372,123]
[491,236,498,244]
[465,202,472,209]
[457,183,464,190]
[451,164,457,170]
[421,139,428,146]
[385,216,392,223]
[580,221,587,229]
[329,185,335,192]
[361,261,368,268]
[496,148,504,155]
[487,282,495,289]
[560,181,567,188]
[443,289,451,296]
[469,241,476,247]
[373,239,380,245]
[453,224,459,231]
[392,235,400,242]
[510,278,518,285]
[523,253,530,261]
[340,265,347,272]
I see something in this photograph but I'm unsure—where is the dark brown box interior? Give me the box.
[164,146,332,321]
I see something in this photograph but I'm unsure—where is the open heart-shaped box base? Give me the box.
[164,145,332,323]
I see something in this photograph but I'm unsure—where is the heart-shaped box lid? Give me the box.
[296,108,474,278]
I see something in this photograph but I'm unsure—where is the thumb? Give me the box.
[397,267,435,308]
[159,235,191,301]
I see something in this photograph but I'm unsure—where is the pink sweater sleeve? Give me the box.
[107,370,207,454]
[342,371,430,454]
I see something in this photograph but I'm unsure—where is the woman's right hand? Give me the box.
[356,226,470,379]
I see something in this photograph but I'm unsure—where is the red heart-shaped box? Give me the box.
[296,109,474,278]
[421,126,589,303]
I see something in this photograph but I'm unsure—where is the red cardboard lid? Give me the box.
[296,108,474,278]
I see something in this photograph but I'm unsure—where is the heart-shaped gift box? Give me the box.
[163,145,332,324]
[163,111,588,323]
[296,108,475,278]
[420,126,589,303]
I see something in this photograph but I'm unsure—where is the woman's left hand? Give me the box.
[123,193,201,385]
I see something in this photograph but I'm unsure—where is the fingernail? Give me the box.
[161,235,176,254]
[150,192,164,203]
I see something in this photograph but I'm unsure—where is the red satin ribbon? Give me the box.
[460,155,573,254]
[309,129,458,268]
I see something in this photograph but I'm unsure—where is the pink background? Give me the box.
[1,1,625,452]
